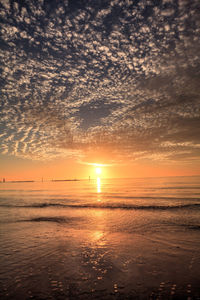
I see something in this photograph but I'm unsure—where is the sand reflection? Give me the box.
[92,230,105,245]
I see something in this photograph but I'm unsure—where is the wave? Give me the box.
[0,203,200,210]
[187,225,200,230]
[27,216,82,223]
[166,222,200,231]
[22,219,200,230]
[106,195,200,201]
[147,186,200,190]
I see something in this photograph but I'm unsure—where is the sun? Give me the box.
[95,167,101,175]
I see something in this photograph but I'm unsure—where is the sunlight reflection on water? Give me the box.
[97,177,101,193]
[97,177,101,202]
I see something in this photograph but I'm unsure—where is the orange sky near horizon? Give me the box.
[1,1,200,181]
[0,153,199,182]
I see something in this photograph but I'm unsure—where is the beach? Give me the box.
[0,176,200,299]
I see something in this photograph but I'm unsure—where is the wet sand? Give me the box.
[1,210,200,299]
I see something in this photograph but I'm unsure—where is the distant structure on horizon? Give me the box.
[52,179,80,182]
[3,178,5,183]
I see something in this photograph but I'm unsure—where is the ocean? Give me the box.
[0,176,200,299]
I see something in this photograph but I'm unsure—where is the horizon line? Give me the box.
[1,174,200,183]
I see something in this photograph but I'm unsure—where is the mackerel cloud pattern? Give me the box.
[0,0,200,162]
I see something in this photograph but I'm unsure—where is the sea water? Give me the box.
[0,176,200,299]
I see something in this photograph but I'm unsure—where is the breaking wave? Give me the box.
[27,216,82,223]
[0,203,200,210]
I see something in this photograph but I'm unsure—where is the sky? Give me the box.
[0,0,200,180]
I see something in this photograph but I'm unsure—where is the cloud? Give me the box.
[0,0,199,164]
